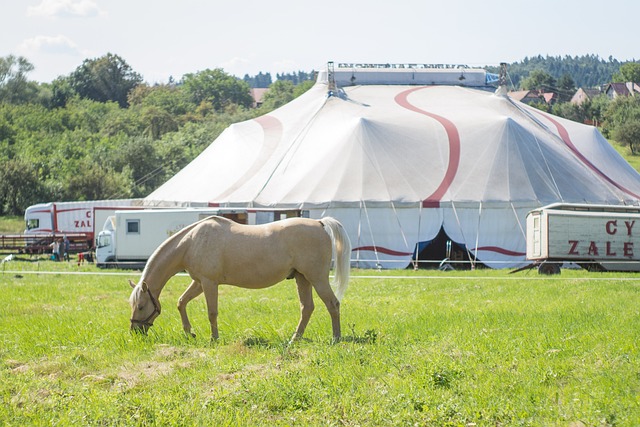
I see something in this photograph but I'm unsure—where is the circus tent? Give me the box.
[144,64,640,268]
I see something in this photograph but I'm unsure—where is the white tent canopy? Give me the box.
[145,65,640,268]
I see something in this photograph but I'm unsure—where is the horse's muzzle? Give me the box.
[130,321,152,334]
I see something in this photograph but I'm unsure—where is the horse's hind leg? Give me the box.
[312,278,341,342]
[177,280,203,337]
[291,273,315,342]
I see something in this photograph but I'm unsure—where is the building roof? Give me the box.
[250,88,268,107]
[571,87,602,105]
[606,82,631,96]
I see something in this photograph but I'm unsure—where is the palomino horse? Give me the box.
[128,216,351,342]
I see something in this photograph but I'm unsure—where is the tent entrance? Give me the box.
[413,227,473,270]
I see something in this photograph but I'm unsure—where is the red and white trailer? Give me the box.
[24,199,142,247]
[526,203,640,274]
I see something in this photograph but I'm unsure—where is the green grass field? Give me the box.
[0,216,23,234]
[610,139,640,172]
[1,261,639,426]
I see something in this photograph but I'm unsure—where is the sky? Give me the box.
[3,0,639,84]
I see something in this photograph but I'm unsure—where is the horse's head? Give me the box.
[128,280,161,333]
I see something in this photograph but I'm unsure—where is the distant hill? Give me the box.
[485,54,628,89]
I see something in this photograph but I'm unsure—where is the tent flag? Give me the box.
[145,65,640,269]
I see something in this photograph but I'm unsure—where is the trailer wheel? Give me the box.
[538,261,561,275]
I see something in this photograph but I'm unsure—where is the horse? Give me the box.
[128,215,351,342]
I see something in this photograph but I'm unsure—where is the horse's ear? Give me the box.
[141,281,148,292]
[128,279,136,289]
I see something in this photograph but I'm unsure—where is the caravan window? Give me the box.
[126,219,140,234]
[26,219,39,230]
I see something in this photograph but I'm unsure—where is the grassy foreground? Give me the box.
[1,262,639,426]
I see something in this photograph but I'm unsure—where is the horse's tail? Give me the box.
[321,217,351,302]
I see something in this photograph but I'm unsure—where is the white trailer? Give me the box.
[95,208,303,268]
[25,199,142,241]
[526,203,640,274]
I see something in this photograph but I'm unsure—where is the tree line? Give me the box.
[0,52,639,216]
[0,53,314,215]
[487,54,626,89]
[506,60,640,156]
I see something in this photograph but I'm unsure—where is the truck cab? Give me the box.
[96,216,116,267]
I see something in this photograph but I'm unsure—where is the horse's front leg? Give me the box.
[177,280,203,338]
[200,279,220,341]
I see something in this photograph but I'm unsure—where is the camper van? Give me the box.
[526,203,640,273]
[95,208,303,268]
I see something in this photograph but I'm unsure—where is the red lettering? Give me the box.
[624,242,634,257]
[86,210,92,218]
[606,242,617,256]
[625,220,635,236]
[568,240,580,255]
[606,220,617,235]
[74,219,92,228]
[588,241,599,256]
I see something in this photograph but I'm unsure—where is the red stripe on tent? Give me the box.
[353,246,414,256]
[254,114,282,130]
[534,110,640,200]
[394,87,461,208]
[473,246,525,256]
[214,115,283,201]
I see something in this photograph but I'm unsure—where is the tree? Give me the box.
[259,80,295,111]
[602,95,640,142]
[0,158,47,215]
[65,158,132,201]
[47,76,76,108]
[109,136,163,197]
[557,73,576,102]
[128,84,195,117]
[69,53,143,107]
[181,68,253,112]
[257,79,315,113]
[613,121,640,154]
[520,69,556,91]
[0,55,40,104]
[612,62,640,83]
[293,80,315,97]
[243,72,273,88]
[486,55,620,89]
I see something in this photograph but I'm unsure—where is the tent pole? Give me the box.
[361,200,381,270]
[414,202,423,270]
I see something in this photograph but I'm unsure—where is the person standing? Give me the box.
[50,239,60,261]
[63,235,70,261]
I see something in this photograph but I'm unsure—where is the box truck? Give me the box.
[95,208,303,268]
[526,203,640,274]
